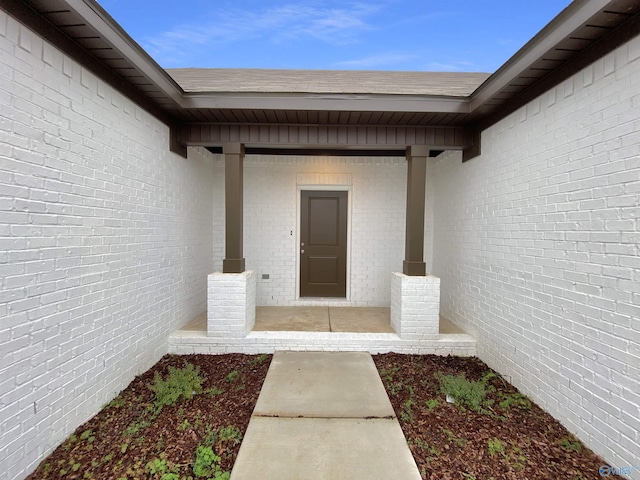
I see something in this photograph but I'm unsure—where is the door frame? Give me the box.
[296,185,351,301]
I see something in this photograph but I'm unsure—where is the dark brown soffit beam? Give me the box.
[205,147,445,157]
[1,1,187,157]
[183,124,468,150]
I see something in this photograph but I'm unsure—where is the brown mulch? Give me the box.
[27,353,272,480]
[28,352,619,480]
[373,353,620,480]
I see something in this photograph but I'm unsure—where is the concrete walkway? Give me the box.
[230,351,422,480]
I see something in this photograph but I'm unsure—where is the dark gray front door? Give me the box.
[300,190,347,297]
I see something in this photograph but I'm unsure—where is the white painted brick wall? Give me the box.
[429,36,640,474]
[207,271,256,338]
[0,12,214,480]
[390,272,440,339]
[169,329,476,357]
[211,155,407,306]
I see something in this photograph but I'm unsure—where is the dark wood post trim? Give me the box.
[403,145,429,276]
[223,143,245,273]
[462,126,481,162]
[170,123,187,158]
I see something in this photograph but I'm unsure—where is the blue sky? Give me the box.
[98,0,571,72]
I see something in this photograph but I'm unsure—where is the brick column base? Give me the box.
[207,271,256,338]
[391,272,440,339]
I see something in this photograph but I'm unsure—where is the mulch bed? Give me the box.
[373,353,620,480]
[27,353,272,480]
[28,352,619,480]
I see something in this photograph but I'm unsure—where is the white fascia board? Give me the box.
[179,93,471,114]
[70,0,184,105]
[469,0,611,112]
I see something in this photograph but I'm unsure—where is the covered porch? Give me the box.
[169,70,485,354]
[194,143,463,353]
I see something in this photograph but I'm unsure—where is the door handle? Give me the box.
[301,250,305,254]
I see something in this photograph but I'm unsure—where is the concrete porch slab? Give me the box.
[329,307,394,333]
[230,416,421,480]
[253,351,394,418]
[253,306,330,331]
[181,308,466,335]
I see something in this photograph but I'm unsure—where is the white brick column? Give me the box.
[208,271,256,338]
[391,272,440,339]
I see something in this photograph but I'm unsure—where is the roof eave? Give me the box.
[469,0,611,111]
[66,0,185,104]
[179,92,471,114]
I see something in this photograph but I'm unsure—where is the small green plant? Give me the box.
[410,438,440,461]
[425,398,439,411]
[204,386,225,397]
[202,426,219,446]
[510,443,527,470]
[200,424,243,450]
[435,371,495,413]
[148,362,206,411]
[146,457,181,480]
[379,366,403,395]
[105,396,127,409]
[178,419,192,431]
[62,433,78,451]
[218,425,243,444]
[156,437,166,451]
[442,428,467,447]
[102,453,114,463]
[225,370,239,382]
[462,474,476,480]
[499,391,531,410]
[559,435,582,452]
[225,369,246,391]
[388,383,403,395]
[193,445,230,479]
[193,412,203,431]
[400,398,414,422]
[488,438,506,458]
[379,366,399,383]
[250,353,269,366]
[123,414,152,437]
[80,429,95,444]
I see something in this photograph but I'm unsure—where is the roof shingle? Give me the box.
[166,68,491,97]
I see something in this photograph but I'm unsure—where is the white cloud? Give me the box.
[142,2,381,65]
[336,52,421,69]
[423,60,479,72]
